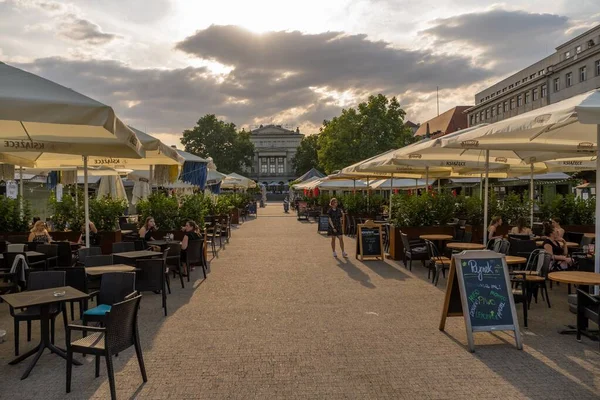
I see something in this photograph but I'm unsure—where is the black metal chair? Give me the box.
[67,294,146,400]
[77,247,102,266]
[204,228,218,258]
[165,243,184,289]
[510,271,528,328]
[576,289,600,351]
[400,232,428,271]
[134,239,148,251]
[9,271,68,356]
[84,255,114,267]
[37,244,59,269]
[3,252,47,278]
[135,258,168,316]
[518,249,552,309]
[186,239,205,281]
[112,242,135,254]
[25,241,39,252]
[508,238,537,259]
[424,239,451,286]
[54,267,90,320]
[56,241,75,267]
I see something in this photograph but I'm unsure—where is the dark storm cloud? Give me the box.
[176,25,492,94]
[422,9,572,71]
[59,17,120,44]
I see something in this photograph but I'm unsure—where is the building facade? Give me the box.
[246,124,304,184]
[466,25,600,126]
[414,106,471,138]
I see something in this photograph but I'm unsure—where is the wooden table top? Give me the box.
[113,250,162,258]
[85,264,137,276]
[419,234,453,241]
[584,233,595,239]
[446,242,486,250]
[0,286,88,309]
[0,251,45,259]
[548,271,600,285]
[504,255,527,265]
[147,240,181,246]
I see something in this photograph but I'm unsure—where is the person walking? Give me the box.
[327,198,347,258]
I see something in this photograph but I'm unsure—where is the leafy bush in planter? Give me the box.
[136,192,179,231]
[0,196,31,232]
[538,193,595,225]
[339,194,366,215]
[90,196,127,232]
[179,193,212,226]
[213,195,234,215]
[499,191,531,225]
[48,188,83,232]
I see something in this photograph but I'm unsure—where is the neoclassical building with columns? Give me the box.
[245,124,304,185]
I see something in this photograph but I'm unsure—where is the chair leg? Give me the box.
[105,355,117,400]
[50,317,55,345]
[162,286,167,317]
[66,347,73,393]
[134,334,148,382]
[165,273,171,295]
[70,302,75,320]
[95,355,100,378]
[27,320,31,342]
[14,318,19,356]
[178,262,185,289]
[544,284,551,308]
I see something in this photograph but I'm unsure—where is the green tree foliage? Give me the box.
[0,197,31,232]
[292,134,321,176]
[89,196,128,232]
[317,94,415,173]
[181,114,255,174]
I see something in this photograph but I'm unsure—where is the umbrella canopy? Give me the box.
[296,168,325,182]
[207,169,227,185]
[370,178,434,190]
[0,62,144,165]
[221,173,257,189]
[310,179,370,190]
[292,176,321,189]
[97,176,128,204]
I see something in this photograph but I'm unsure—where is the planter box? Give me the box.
[563,225,595,233]
[389,225,455,261]
[96,231,122,254]
[230,208,240,225]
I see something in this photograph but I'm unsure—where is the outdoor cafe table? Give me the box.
[504,255,527,266]
[113,250,162,266]
[548,271,600,337]
[584,233,595,239]
[147,240,181,250]
[1,286,88,380]
[446,242,486,251]
[85,264,136,276]
[419,234,453,251]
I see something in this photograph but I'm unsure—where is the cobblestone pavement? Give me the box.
[0,203,599,399]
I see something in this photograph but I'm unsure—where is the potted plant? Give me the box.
[90,196,128,254]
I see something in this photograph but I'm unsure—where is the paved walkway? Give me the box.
[0,203,599,399]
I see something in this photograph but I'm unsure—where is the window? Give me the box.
[497,104,502,115]
[541,85,547,98]
[480,98,484,104]
[260,159,268,174]
[480,111,484,121]
[525,92,530,104]
[277,164,284,174]
[485,108,490,119]
[538,69,545,76]
[491,107,495,118]
[533,88,539,101]
[515,81,520,86]
[565,51,571,59]
[517,94,523,107]
[269,164,275,174]
[509,84,514,89]
[596,60,600,76]
[277,157,284,164]
[269,157,275,163]
[470,115,475,125]
[554,77,560,92]
[502,87,507,92]
[530,73,536,79]
[566,72,573,87]
[522,78,527,83]
[576,45,582,54]
[503,101,508,112]
[474,114,479,124]
[580,66,587,82]
[496,90,501,95]
[510,98,516,110]
[490,93,495,98]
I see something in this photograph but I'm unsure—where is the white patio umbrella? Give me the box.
[221,173,257,190]
[97,175,128,204]
[0,62,145,246]
[442,89,600,279]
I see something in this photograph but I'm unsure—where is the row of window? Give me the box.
[480,69,546,103]
[564,39,595,61]
[552,61,600,91]
[259,157,285,174]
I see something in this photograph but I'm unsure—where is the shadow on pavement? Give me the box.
[335,259,376,289]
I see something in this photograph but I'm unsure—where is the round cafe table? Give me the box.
[548,271,600,336]
[419,234,453,252]
[446,242,486,251]
[504,255,527,265]
[584,233,595,239]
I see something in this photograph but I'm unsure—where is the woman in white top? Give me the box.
[510,217,532,236]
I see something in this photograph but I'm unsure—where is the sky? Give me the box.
[0,0,598,148]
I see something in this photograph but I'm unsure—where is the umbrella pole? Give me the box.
[389,174,394,218]
[594,125,600,296]
[366,177,370,214]
[530,163,534,229]
[479,173,483,200]
[83,156,90,248]
[483,150,489,245]
[75,169,78,208]
[19,166,23,216]
[425,167,429,192]
[437,178,441,192]
[149,165,154,193]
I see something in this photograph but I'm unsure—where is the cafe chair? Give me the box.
[112,242,135,254]
[567,257,595,314]
[77,247,102,266]
[66,294,146,400]
[37,244,59,269]
[7,244,26,253]
[400,232,428,271]
[7,235,28,244]
[55,241,74,267]
[186,239,206,281]
[493,239,511,255]
[25,241,39,252]
[576,289,600,350]
[517,250,552,309]
[3,252,47,280]
[509,271,528,328]
[424,239,451,286]
[84,255,114,268]
[54,267,90,320]
[135,259,168,316]
[508,238,537,259]
[165,243,185,289]
[10,271,67,356]
[83,272,136,333]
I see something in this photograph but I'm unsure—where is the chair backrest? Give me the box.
[532,223,544,236]
[486,238,498,250]
[84,254,114,267]
[463,231,473,243]
[37,244,58,257]
[134,239,147,251]
[508,238,537,257]
[565,232,584,245]
[120,222,138,231]
[493,239,510,255]
[27,270,66,290]
[424,239,441,260]
[508,234,531,241]
[400,232,410,250]
[55,242,73,266]
[98,272,136,305]
[186,240,203,264]
[54,267,87,292]
[7,244,26,253]
[134,259,164,292]
[112,242,135,253]
[581,235,594,247]
[78,247,102,264]
[166,243,181,257]
[105,294,142,354]
[0,240,7,254]
[576,257,595,272]
[25,241,38,251]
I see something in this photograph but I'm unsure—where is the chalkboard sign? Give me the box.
[356,221,384,260]
[318,215,330,233]
[439,251,522,352]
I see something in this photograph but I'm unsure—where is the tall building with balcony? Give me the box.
[466,24,600,126]
[246,124,304,184]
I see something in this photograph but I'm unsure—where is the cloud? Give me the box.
[421,9,573,71]
[59,16,120,45]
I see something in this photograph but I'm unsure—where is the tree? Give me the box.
[181,114,255,174]
[317,94,415,174]
[292,134,322,176]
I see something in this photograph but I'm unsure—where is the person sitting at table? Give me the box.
[139,217,158,242]
[510,217,532,236]
[543,222,573,271]
[181,220,201,275]
[78,222,99,246]
[28,220,52,244]
[487,216,503,241]
[551,217,565,240]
